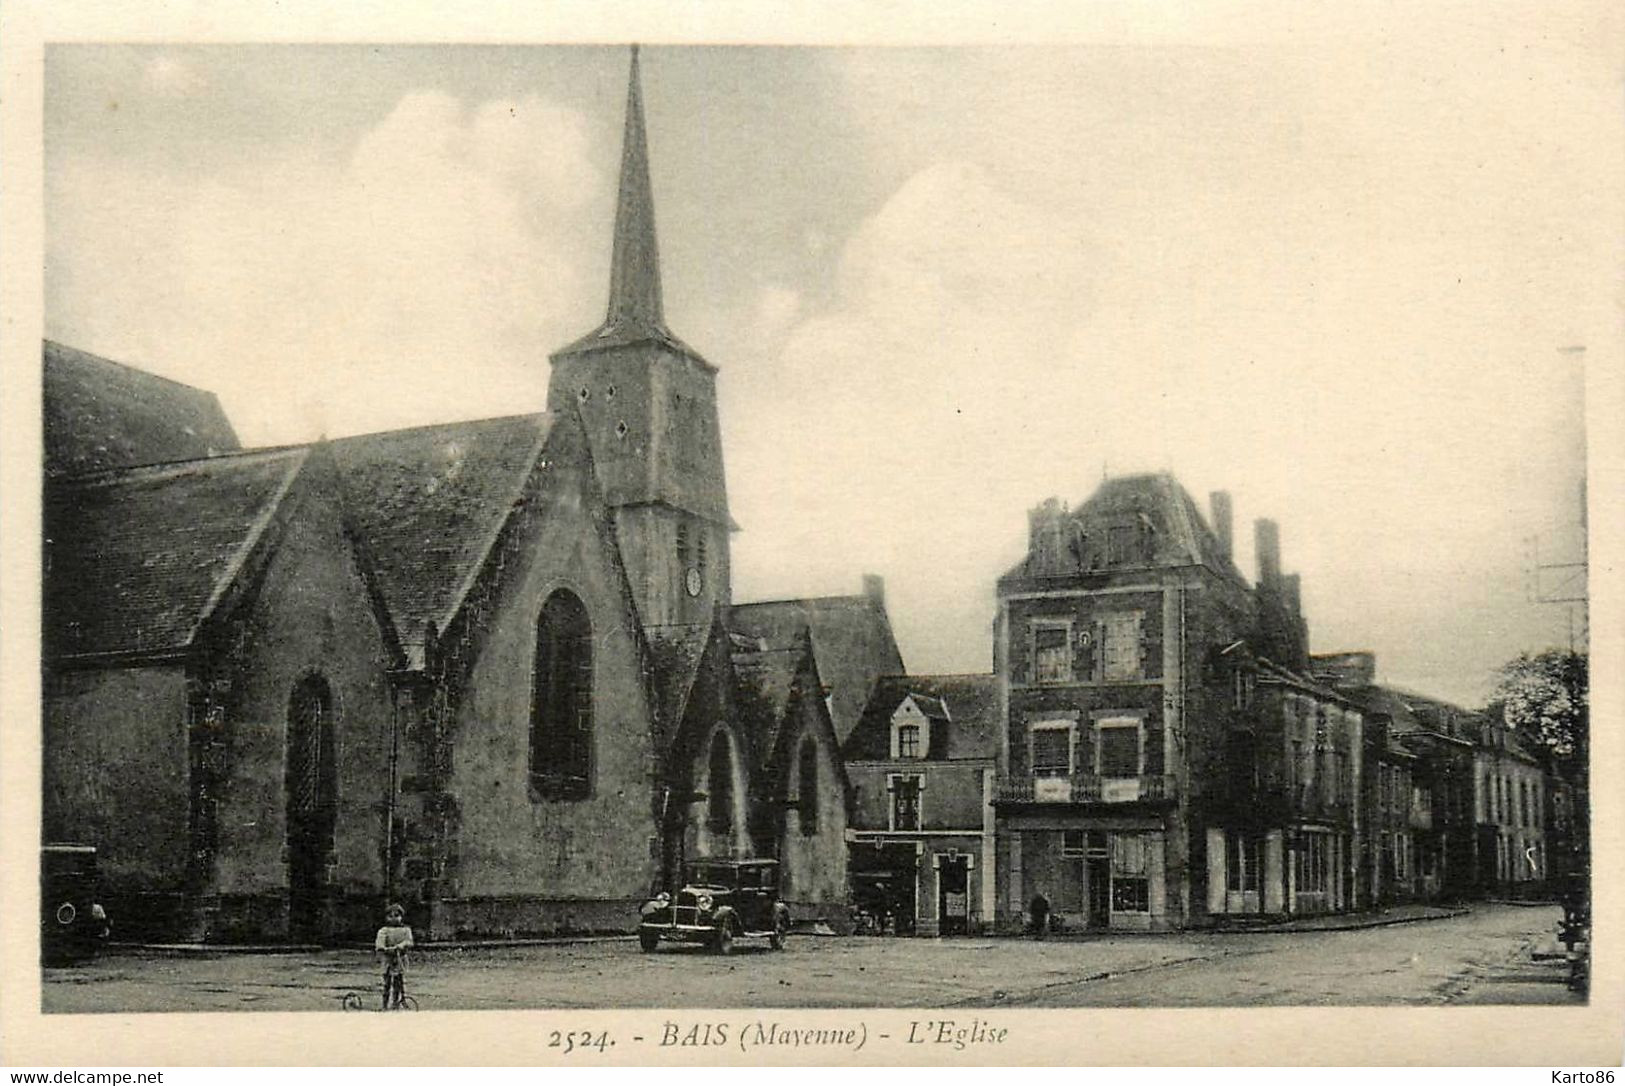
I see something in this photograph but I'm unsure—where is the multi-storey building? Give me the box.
[1473,717,1549,896]
[990,473,1349,931]
[843,675,1000,935]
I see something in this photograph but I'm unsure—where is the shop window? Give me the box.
[1061,829,1087,857]
[1295,834,1330,894]
[1226,834,1260,893]
[890,775,922,831]
[1033,623,1072,684]
[1110,834,1150,912]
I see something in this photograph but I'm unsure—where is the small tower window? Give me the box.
[696,532,708,575]
[615,420,629,439]
[578,387,591,402]
[676,522,690,567]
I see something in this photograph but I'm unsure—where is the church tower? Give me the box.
[549,47,732,631]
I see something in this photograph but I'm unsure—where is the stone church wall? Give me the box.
[443,462,659,937]
[779,706,851,930]
[43,664,192,940]
[206,472,396,942]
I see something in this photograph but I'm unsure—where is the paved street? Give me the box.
[41,904,1575,1013]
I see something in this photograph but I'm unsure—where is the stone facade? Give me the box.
[40,51,880,944]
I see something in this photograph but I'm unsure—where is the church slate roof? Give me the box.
[328,413,552,667]
[844,673,1001,761]
[729,639,806,766]
[729,593,904,745]
[44,447,306,659]
[44,340,240,476]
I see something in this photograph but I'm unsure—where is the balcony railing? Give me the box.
[996,773,1177,806]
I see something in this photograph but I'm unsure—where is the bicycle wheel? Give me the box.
[341,992,364,1011]
[399,994,419,1011]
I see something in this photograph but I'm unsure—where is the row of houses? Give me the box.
[842,478,1578,935]
[40,50,1576,944]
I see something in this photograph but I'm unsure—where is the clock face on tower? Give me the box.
[685,567,703,597]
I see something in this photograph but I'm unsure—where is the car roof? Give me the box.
[690,857,778,867]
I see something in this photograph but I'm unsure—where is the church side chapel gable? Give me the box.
[728,631,851,916]
[408,407,664,931]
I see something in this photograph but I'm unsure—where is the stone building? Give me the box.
[991,473,1347,931]
[1472,716,1549,896]
[1204,649,1363,920]
[843,674,1000,935]
[41,50,878,942]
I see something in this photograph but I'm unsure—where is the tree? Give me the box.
[1489,649,1588,770]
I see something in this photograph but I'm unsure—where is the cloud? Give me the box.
[47,89,606,443]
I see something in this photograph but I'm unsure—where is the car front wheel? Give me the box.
[638,930,660,952]
[713,924,733,956]
[769,912,788,951]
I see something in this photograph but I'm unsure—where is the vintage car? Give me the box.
[638,858,791,954]
[41,844,110,965]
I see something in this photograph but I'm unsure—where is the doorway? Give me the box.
[937,856,969,935]
[1086,857,1111,929]
[287,675,336,942]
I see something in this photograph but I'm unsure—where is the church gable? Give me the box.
[328,413,552,669]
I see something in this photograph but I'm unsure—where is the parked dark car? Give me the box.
[638,858,790,954]
[41,844,110,964]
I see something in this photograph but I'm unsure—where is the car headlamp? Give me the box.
[56,902,76,925]
[696,892,714,912]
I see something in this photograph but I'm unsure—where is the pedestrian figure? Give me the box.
[1028,891,1050,938]
[375,902,414,1010]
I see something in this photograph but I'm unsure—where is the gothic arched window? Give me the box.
[798,736,819,835]
[706,733,733,836]
[530,590,593,800]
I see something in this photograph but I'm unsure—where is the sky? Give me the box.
[43,30,1610,707]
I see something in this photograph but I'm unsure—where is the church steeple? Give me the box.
[605,45,665,337]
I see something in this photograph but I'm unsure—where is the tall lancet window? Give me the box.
[798,737,819,835]
[706,733,734,837]
[531,590,593,800]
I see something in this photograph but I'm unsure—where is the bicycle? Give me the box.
[340,990,418,1011]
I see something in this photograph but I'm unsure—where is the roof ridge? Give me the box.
[325,411,549,445]
[732,593,871,610]
[51,445,307,487]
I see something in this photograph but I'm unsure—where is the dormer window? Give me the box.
[897,724,921,759]
[890,696,931,759]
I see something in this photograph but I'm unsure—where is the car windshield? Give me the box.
[684,864,736,888]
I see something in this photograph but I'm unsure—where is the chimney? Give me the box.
[1254,518,1281,587]
[862,574,886,610]
[1028,498,1066,569]
[1209,491,1233,559]
[1284,573,1302,616]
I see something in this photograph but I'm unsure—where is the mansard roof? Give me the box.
[1002,471,1245,585]
[45,447,305,660]
[730,591,904,744]
[328,413,553,666]
[844,673,1001,761]
[44,340,240,476]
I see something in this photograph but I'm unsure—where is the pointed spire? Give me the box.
[605,44,665,334]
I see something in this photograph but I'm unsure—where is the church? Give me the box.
[41,50,897,944]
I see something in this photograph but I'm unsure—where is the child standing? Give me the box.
[374,902,414,1010]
